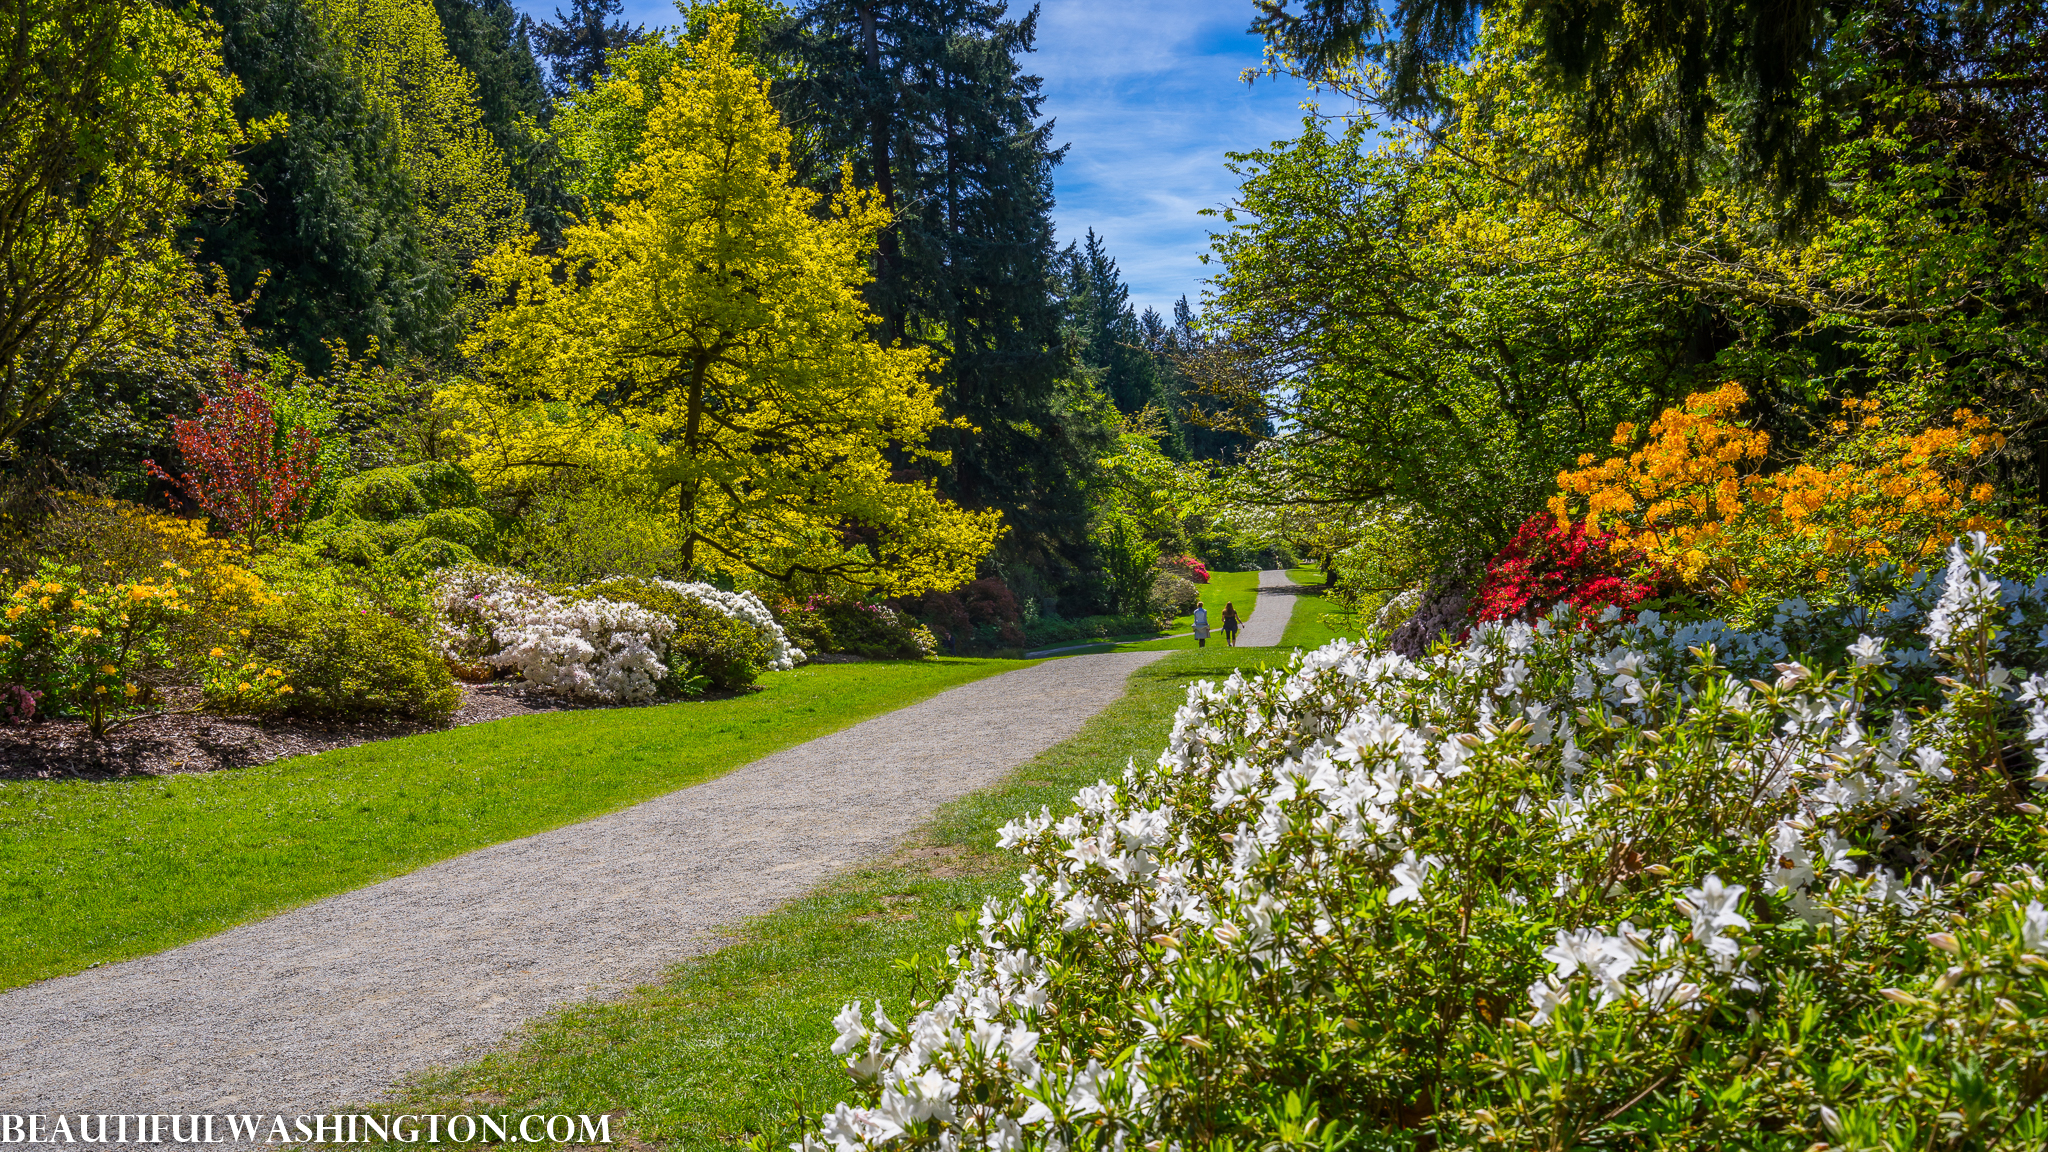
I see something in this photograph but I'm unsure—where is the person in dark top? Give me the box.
[1222,602,1240,647]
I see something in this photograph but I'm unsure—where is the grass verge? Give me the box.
[377,647,1266,1150]
[1282,568,1361,650]
[1034,569,1267,655]
[0,658,1023,991]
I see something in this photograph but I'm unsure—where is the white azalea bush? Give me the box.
[427,566,801,702]
[798,536,2048,1151]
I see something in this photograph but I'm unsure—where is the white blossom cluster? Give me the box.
[796,534,2048,1151]
[425,566,800,701]
[643,577,803,671]
[487,593,675,701]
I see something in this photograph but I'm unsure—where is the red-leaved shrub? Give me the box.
[1160,555,1210,584]
[1474,515,1662,624]
[145,367,322,549]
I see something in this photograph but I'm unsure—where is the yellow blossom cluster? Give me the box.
[0,568,195,735]
[1550,386,2008,598]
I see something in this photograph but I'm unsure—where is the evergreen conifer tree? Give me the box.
[431,0,577,240]
[777,0,1113,599]
[1061,229,1167,425]
[532,0,644,98]
[1146,295,1268,464]
[187,0,447,370]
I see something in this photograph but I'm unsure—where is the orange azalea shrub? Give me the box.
[1550,385,2011,607]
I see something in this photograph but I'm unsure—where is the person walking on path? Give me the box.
[1221,602,1240,647]
[1192,603,1211,648]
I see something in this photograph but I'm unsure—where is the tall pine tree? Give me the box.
[532,0,644,98]
[1059,229,1167,425]
[777,0,1113,600]
[187,0,448,370]
[1145,295,1269,464]
[431,0,577,240]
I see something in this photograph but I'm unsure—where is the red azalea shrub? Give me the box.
[1160,554,1210,584]
[145,367,322,549]
[1474,514,1663,624]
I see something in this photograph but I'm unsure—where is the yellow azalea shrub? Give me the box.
[0,565,193,735]
[1550,385,2010,604]
[17,492,274,654]
[200,646,295,716]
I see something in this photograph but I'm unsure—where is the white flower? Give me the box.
[1683,875,1749,941]
[1526,976,1568,1024]
[2024,900,2048,955]
[1848,634,1889,667]
[1388,850,1440,905]
[1925,532,2004,651]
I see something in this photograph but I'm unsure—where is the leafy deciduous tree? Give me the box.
[0,0,247,447]
[462,16,1000,594]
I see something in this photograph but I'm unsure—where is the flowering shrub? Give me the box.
[429,567,801,702]
[200,654,296,714]
[1551,387,2010,610]
[1474,513,1662,623]
[0,684,36,724]
[238,597,460,720]
[795,535,2048,1151]
[1159,555,1210,585]
[144,368,324,549]
[1147,574,1200,621]
[0,563,192,735]
[489,594,676,701]
[20,492,273,661]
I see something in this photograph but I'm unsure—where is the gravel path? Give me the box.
[1234,568,1302,647]
[1027,569,1301,656]
[0,651,1166,1123]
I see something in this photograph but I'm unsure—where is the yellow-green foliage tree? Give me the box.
[312,0,525,274]
[0,0,248,447]
[459,16,1001,595]
[552,0,803,216]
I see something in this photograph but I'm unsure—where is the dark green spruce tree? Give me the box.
[776,0,1116,601]
[431,0,577,241]
[186,0,448,371]
[532,0,644,98]
[1058,229,1168,426]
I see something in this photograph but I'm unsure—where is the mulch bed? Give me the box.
[0,684,601,781]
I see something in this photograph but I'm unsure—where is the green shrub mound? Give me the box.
[238,597,461,721]
[334,467,428,522]
[797,539,2048,1150]
[308,463,494,569]
[416,507,493,550]
[1147,573,1200,620]
[394,537,478,574]
[1017,613,1155,648]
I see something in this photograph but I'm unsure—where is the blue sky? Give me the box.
[516,0,1322,319]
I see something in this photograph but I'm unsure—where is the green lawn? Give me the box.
[1032,569,1267,655]
[376,647,1267,1149]
[0,659,1023,991]
[1282,567,1363,651]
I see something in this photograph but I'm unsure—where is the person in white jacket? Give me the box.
[1192,604,1210,648]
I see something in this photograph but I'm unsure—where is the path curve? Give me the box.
[1027,569,1301,657]
[0,651,1166,1120]
[1233,569,1301,647]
